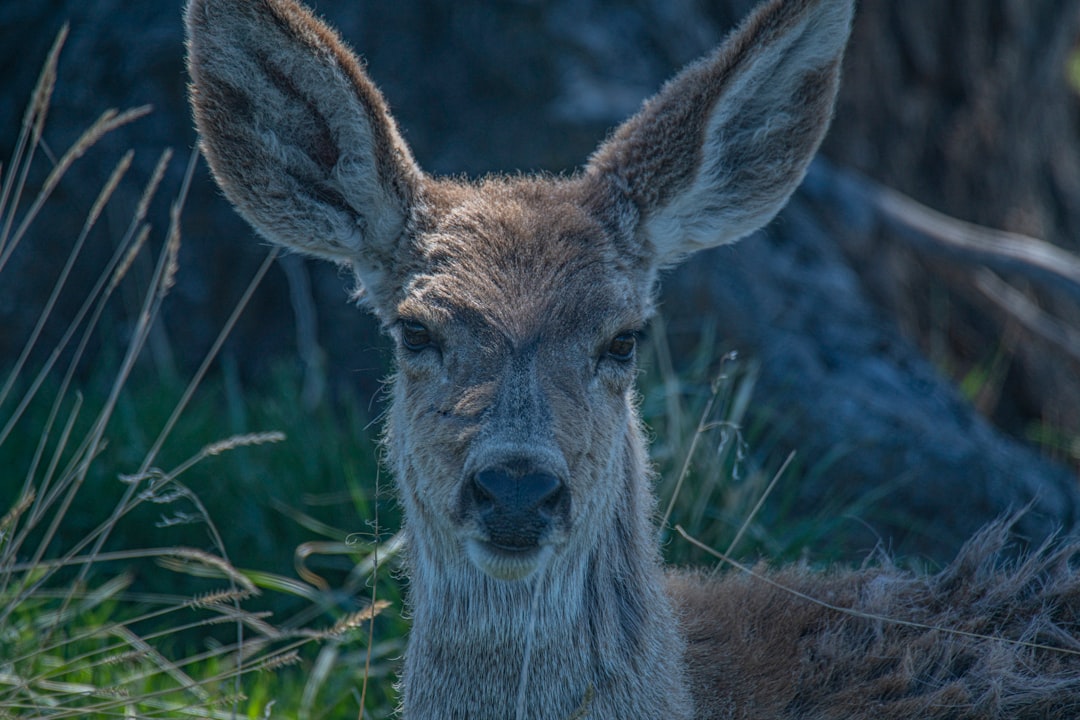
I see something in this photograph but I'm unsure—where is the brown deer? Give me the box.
[185,0,1080,717]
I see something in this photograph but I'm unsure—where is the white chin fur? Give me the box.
[465,539,552,581]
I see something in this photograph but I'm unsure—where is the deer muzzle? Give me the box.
[467,463,567,549]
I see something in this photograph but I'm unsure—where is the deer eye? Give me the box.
[606,332,638,362]
[400,320,434,352]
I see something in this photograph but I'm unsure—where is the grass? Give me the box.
[639,312,875,569]
[0,28,405,720]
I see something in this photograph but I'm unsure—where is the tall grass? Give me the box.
[0,29,402,719]
[641,315,872,568]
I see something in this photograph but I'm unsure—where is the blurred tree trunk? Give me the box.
[824,0,1080,453]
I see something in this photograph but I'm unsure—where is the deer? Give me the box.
[184,0,1080,717]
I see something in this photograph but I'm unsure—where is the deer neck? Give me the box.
[395,425,693,720]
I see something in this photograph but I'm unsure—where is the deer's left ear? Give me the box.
[585,0,854,268]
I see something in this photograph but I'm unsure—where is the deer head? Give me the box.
[186,0,850,582]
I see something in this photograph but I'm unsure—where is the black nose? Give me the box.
[467,462,568,550]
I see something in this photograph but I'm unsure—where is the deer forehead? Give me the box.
[397,179,653,347]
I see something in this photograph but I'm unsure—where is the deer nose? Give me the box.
[467,463,568,550]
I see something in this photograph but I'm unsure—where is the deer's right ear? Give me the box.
[185,0,419,314]
[585,0,853,269]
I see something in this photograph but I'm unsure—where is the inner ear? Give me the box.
[584,0,853,268]
[186,0,422,317]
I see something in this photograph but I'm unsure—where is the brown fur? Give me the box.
[185,0,1080,718]
[673,521,1080,718]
